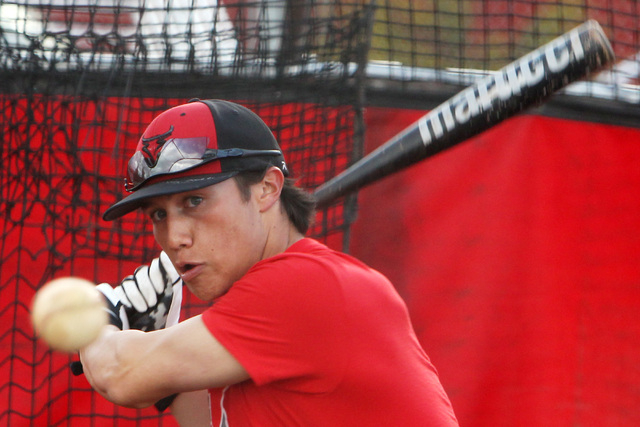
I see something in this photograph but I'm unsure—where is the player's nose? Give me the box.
[164,215,193,250]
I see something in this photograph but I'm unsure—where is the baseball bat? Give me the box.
[313,20,615,207]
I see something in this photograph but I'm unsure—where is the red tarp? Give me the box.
[351,107,640,426]
[5,100,639,426]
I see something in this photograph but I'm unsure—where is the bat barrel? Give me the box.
[313,20,615,208]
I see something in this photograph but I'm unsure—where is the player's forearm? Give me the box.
[80,315,248,409]
[79,325,162,408]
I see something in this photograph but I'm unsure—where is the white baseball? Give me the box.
[31,277,107,353]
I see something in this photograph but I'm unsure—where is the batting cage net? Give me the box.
[1,1,638,425]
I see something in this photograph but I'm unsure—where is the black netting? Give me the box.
[1,0,638,425]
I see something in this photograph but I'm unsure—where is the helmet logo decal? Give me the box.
[141,126,174,168]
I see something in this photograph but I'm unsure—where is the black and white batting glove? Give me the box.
[114,251,182,331]
[95,282,130,330]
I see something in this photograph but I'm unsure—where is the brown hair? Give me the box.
[233,169,316,234]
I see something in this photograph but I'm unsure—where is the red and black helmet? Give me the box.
[103,99,288,221]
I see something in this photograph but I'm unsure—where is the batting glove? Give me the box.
[95,282,130,330]
[114,251,182,331]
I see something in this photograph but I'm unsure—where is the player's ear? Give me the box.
[257,167,284,212]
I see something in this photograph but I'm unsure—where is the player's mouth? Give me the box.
[177,263,204,282]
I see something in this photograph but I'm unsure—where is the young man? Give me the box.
[81,99,459,426]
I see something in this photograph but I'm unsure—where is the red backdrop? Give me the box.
[4,101,639,426]
[351,107,640,426]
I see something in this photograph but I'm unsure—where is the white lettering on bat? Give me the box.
[418,26,586,147]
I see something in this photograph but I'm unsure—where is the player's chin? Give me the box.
[184,277,232,302]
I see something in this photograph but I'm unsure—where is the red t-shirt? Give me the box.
[201,238,458,426]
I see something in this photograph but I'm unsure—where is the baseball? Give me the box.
[31,277,108,353]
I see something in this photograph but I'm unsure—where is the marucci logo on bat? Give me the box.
[312,20,612,207]
[418,26,586,146]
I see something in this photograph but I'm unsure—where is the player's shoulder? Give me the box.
[226,239,349,311]
[248,238,327,278]
[245,238,386,303]
[256,238,366,274]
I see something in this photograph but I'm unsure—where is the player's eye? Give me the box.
[186,196,203,208]
[147,208,166,222]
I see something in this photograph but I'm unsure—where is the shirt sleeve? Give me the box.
[201,252,349,392]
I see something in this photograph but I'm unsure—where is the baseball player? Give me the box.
[80,99,459,426]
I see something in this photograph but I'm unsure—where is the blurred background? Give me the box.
[1,1,638,426]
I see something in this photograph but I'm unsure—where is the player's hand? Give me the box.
[114,251,182,331]
[95,282,130,330]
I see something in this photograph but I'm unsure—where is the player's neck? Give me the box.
[260,211,303,260]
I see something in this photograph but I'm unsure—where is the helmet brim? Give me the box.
[103,171,239,221]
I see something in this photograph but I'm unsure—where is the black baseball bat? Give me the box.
[313,20,615,207]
